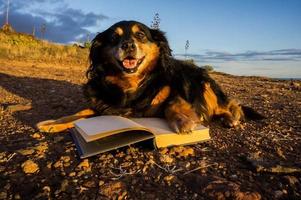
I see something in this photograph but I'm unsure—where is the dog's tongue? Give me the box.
[123,58,138,69]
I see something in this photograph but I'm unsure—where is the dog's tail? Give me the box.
[36,109,95,133]
[241,105,265,120]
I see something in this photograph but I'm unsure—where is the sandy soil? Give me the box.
[0,59,300,200]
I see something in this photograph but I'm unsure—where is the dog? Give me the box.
[37,20,264,133]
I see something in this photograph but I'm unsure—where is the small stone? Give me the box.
[77,171,85,177]
[43,186,51,193]
[31,133,41,139]
[179,147,195,157]
[230,174,238,179]
[164,175,175,185]
[83,180,96,188]
[284,176,299,186]
[14,194,21,199]
[61,156,71,163]
[100,181,125,197]
[185,162,191,168]
[0,192,7,200]
[34,142,48,153]
[159,148,169,154]
[99,180,105,186]
[21,160,39,174]
[18,148,35,156]
[69,172,76,177]
[142,165,148,173]
[274,190,283,199]
[77,159,90,171]
[53,161,63,168]
[160,154,174,164]
[60,179,69,192]
[47,162,52,169]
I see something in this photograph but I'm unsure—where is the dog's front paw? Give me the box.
[168,113,198,134]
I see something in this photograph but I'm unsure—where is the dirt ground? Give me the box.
[0,59,300,200]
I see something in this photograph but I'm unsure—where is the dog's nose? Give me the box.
[121,40,136,52]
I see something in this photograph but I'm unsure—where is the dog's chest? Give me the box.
[105,75,143,93]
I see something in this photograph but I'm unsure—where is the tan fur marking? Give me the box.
[151,86,171,105]
[202,83,244,126]
[203,82,219,117]
[165,96,200,122]
[115,27,123,36]
[137,42,160,75]
[165,96,201,132]
[131,24,140,33]
[105,74,144,92]
[36,109,95,133]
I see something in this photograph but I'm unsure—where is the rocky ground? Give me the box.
[0,59,300,200]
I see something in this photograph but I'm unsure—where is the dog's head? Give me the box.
[89,21,171,76]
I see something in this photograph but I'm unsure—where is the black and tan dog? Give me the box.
[37,20,264,133]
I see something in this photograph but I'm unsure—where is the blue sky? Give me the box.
[1,0,300,78]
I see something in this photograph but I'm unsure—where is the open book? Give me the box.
[70,116,210,158]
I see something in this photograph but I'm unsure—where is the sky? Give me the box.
[0,0,300,78]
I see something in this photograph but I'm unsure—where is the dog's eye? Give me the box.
[135,31,145,39]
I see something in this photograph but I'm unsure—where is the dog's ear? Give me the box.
[89,32,105,65]
[87,32,106,78]
[150,29,172,56]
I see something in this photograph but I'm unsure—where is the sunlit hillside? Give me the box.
[0,27,89,65]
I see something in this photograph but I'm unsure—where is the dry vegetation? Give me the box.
[0,30,89,65]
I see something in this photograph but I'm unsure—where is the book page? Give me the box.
[74,116,150,142]
[130,118,174,134]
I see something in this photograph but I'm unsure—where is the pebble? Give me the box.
[160,154,174,164]
[159,148,169,154]
[99,180,105,186]
[284,175,299,186]
[43,186,51,193]
[14,194,21,199]
[100,181,125,197]
[21,160,39,174]
[69,172,76,177]
[0,192,7,200]
[173,147,195,158]
[18,148,35,156]
[230,174,238,179]
[274,190,283,199]
[31,133,42,139]
[83,180,96,188]
[61,156,71,163]
[77,159,90,171]
[53,161,63,168]
[60,179,69,192]
[164,175,175,185]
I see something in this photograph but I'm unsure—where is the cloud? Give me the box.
[0,0,108,43]
[175,49,301,62]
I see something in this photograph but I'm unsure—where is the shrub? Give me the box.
[202,65,214,72]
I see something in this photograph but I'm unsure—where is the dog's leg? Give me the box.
[165,96,201,134]
[202,82,244,127]
[36,109,95,133]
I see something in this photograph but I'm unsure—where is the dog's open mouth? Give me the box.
[120,56,144,73]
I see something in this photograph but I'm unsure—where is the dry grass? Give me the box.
[0,30,89,65]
